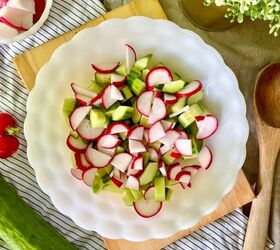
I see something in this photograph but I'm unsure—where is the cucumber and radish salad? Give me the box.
[63,44,218,218]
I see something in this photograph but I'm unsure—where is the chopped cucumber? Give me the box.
[182,137,203,159]
[116,146,125,153]
[149,141,161,151]
[130,78,146,96]
[134,54,152,71]
[139,162,158,186]
[97,165,113,184]
[185,122,198,136]
[162,149,176,165]
[170,98,186,114]
[142,152,150,166]
[115,63,127,76]
[63,98,78,117]
[166,179,179,186]
[139,115,150,128]
[187,90,204,105]
[88,81,103,94]
[154,177,166,202]
[140,183,152,191]
[123,189,134,206]
[92,175,104,194]
[161,80,185,94]
[104,102,120,117]
[121,86,133,100]
[95,72,111,85]
[112,106,134,121]
[178,103,204,128]
[166,187,173,201]
[141,69,150,82]
[132,101,141,124]
[130,189,144,201]
[103,181,123,193]
[90,109,107,128]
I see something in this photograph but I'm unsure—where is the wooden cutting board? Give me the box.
[13,0,254,249]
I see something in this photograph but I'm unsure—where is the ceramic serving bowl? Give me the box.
[24,16,249,241]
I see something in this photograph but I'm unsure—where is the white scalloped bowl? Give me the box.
[25,17,249,241]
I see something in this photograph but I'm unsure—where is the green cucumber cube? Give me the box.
[154,177,166,202]
[170,98,186,114]
[130,78,146,96]
[141,69,150,82]
[166,187,173,201]
[132,101,141,124]
[112,106,134,121]
[63,98,78,117]
[134,54,152,71]
[121,86,133,100]
[162,149,176,165]
[130,189,144,201]
[88,81,103,94]
[90,109,107,128]
[95,72,111,85]
[92,175,104,194]
[139,115,150,128]
[115,63,127,76]
[187,90,204,105]
[142,152,150,166]
[161,80,185,94]
[115,146,125,153]
[123,189,135,206]
[103,181,123,193]
[139,162,158,186]
[104,102,120,117]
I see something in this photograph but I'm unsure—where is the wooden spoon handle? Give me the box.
[243,141,279,250]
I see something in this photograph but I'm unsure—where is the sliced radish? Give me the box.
[128,139,146,154]
[85,145,111,168]
[195,116,205,122]
[0,22,18,37]
[113,168,121,179]
[143,129,149,143]
[148,97,166,125]
[149,148,159,162]
[111,73,126,87]
[83,168,97,187]
[91,62,119,74]
[77,119,104,141]
[197,145,213,169]
[175,170,191,183]
[107,122,129,134]
[132,155,143,170]
[144,186,155,200]
[110,84,124,100]
[159,144,173,155]
[175,139,192,156]
[96,139,115,157]
[169,105,190,118]
[167,162,181,180]
[66,135,87,153]
[159,160,166,176]
[133,199,162,218]
[75,94,92,106]
[178,130,189,139]
[127,125,144,140]
[69,106,91,131]
[102,85,117,109]
[91,95,102,106]
[164,93,178,105]
[75,153,92,170]
[7,0,35,14]
[0,7,29,31]
[182,165,201,177]
[125,43,136,73]
[111,176,123,188]
[154,91,163,98]
[71,83,97,98]
[159,130,181,146]
[21,11,33,29]
[170,149,181,159]
[175,80,202,98]
[148,121,166,143]
[160,120,173,132]
[111,153,133,172]
[196,115,218,140]
[127,164,144,178]
[125,176,140,190]
[136,91,153,116]
[146,66,173,90]
[97,134,121,149]
[180,182,192,189]
[71,168,83,180]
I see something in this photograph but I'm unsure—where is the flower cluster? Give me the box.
[204,0,280,36]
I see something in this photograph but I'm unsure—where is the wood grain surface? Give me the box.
[12,0,254,249]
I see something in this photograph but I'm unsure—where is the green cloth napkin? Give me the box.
[103,0,280,248]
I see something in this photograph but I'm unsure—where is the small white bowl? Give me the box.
[0,0,53,44]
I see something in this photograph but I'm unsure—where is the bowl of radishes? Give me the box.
[0,0,52,44]
[25,17,249,241]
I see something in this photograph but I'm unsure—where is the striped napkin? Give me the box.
[0,1,275,249]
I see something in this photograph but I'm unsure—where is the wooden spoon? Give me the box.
[243,62,280,250]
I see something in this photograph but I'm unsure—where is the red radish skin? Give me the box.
[164,93,178,105]
[167,163,181,180]
[71,83,97,98]
[111,74,126,87]
[75,153,91,171]
[175,170,191,183]
[146,66,173,90]
[127,125,144,140]
[34,0,46,23]
[85,145,112,168]
[180,182,192,189]
[125,44,136,73]
[127,167,144,178]
[91,62,119,74]
[75,94,92,106]
[196,115,218,140]
[0,113,16,135]
[76,119,104,141]
[0,17,27,31]
[174,139,192,156]
[128,139,146,154]
[133,199,162,218]
[111,176,123,188]
[170,150,181,159]
[0,135,19,159]
[71,168,83,180]
[147,97,167,125]
[136,91,153,116]
[125,176,140,190]
[175,80,202,98]
[91,95,102,106]
[154,91,163,98]
[195,116,205,122]
[111,153,133,172]
[107,122,129,134]
[198,145,213,169]
[66,135,87,153]
[69,106,91,131]
[131,155,143,170]
[102,85,118,109]
[148,121,166,143]
[82,168,97,187]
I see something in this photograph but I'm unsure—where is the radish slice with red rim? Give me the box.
[91,95,102,106]
[110,84,124,100]
[196,115,218,140]
[75,153,91,170]
[148,148,159,162]
[7,0,36,14]
[77,119,104,141]
[148,121,166,143]
[174,139,192,156]
[83,168,97,187]
[198,145,213,169]
[148,97,167,125]
[159,160,166,176]
[111,176,123,188]
[175,80,202,98]
[125,44,136,73]
[128,139,146,154]
[91,62,119,74]
[127,125,144,140]
[97,134,121,149]
[75,94,92,106]
[180,182,192,189]
[170,149,181,159]
[69,106,91,131]
[146,66,173,90]
[159,130,180,147]
[111,153,133,172]
[164,93,178,105]
[159,144,173,155]
[71,168,83,180]
[85,145,111,168]
[136,91,153,116]
[111,73,126,87]
[169,105,190,119]
[107,122,129,134]
[102,85,118,109]
[144,186,155,200]
[175,170,191,183]
[132,155,144,170]
[125,175,140,190]
[66,135,87,153]
[133,199,162,218]
[166,162,181,180]
[71,83,97,98]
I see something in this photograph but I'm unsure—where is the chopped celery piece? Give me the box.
[112,106,134,121]
[139,115,150,128]
[172,72,181,81]
[130,78,146,96]
[139,162,158,186]
[142,152,150,166]
[161,80,185,94]
[123,189,134,206]
[115,146,125,153]
[187,90,204,105]
[63,98,78,117]
[130,189,144,201]
[90,109,107,128]
[132,101,141,124]
[170,98,186,114]
[121,86,133,100]
[95,72,111,85]
[119,132,127,141]
[162,149,176,165]
[154,177,166,202]
[166,187,173,201]
[103,181,123,193]
[178,103,204,128]
[104,102,120,117]
[141,69,150,82]
[134,54,152,71]
[115,63,127,76]
[92,175,104,194]
[88,81,103,94]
